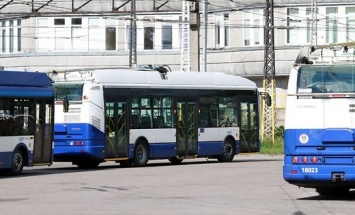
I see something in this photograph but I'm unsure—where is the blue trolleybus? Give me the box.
[283,44,355,195]
[51,66,260,168]
[0,71,54,175]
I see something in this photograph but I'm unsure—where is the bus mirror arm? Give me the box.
[265,94,272,107]
[259,92,272,107]
[63,96,69,112]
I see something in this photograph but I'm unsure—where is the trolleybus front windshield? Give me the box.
[297,65,355,94]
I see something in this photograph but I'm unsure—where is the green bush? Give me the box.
[260,137,284,154]
[260,125,285,154]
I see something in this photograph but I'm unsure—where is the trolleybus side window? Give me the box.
[152,96,173,128]
[199,97,218,127]
[219,97,237,127]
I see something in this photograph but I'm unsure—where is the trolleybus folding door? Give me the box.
[239,97,259,152]
[105,100,129,158]
[176,99,198,157]
[33,99,54,165]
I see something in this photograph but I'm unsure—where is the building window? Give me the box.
[17,20,21,52]
[2,21,5,53]
[162,25,172,49]
[346,7,355,42]
[9,20,13,53]
[54,18,66,51]
[287,8,301,44]
[243,10,264,46]
[37,18,51,52]
[71,18,85,51]
[144,27,155,50]
[326,7,338,44]
[88,18,101,51]
[286,7,314,45]
[105,18,116,51]
[1,19,22,53]
[224,14,229,47]
[214,13,229,48]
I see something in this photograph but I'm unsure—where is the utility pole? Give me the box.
[181,0,191,72]
[262,0,276,141]
[311,0,317,45]
[129,0,137,67]
[201,0,208,72]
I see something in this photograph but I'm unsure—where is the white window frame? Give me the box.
[243,10,264,47]
[214,13,230,48]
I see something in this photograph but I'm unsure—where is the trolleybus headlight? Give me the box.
[302,157,308,163]
[292,157,298,163]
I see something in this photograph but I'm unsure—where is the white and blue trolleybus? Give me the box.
[51,66,260,168]
[283,44,355,195]
[0,71,54,175]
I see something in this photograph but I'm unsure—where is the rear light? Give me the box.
[292,157,298,163]
[291,170,297,174]
[70,141,84,146]
[302,157,308,163]
[330,94,348,98]
[311,157,317,163]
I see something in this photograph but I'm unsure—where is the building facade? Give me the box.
[1,0,355,125]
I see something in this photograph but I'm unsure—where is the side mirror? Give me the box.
[63,97,69,112]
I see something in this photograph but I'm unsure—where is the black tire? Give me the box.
[11,149,24,175]
[120,159,134,167]
[75,160,100,169]
[316,187,349,196]
[168,157,183,165]
[217,138,235,162]
[134,140,149,167]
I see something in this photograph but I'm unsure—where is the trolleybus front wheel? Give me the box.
[217,138,235,162]
[134,140,149,167]
[11,149,24,175]
[168,157,183,165]
[75,160,100,169]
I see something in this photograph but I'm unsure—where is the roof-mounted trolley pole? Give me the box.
[129,0,137,67]
[262,0,276,142]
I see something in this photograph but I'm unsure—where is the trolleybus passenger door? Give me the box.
[105,100,128,158]
[33,100,54,164]
[239,100,259,152]
[176,100,198,157]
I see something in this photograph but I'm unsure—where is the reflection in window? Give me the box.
[162,25,172,49]
[144,27,154,50]
[0,98,36,136]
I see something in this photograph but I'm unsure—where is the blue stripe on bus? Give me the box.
[0,149,33,170]
[0,151,13,169]
[149,143,176,158]
[54,122,240,160]
[0,86,53,97]
[198,141,223,156]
